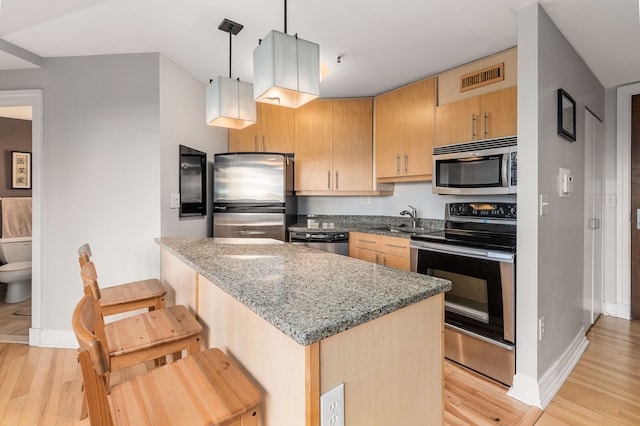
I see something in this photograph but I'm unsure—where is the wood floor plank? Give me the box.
[536,316,640,425]
[0,315,638,425]
[0,285,31,342]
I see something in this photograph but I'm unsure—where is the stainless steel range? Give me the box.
[410,202,516,386]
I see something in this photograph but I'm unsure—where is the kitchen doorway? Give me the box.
[0,90,43,346]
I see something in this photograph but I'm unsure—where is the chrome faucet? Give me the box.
[400,205,418,228]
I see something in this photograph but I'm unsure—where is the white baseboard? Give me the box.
[537,328,589,407]
[603,302,631,320]
[507,328,589,409]
[29,328,77,348]
[507,372,542,407]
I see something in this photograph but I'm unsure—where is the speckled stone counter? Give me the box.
[157,237,450,346]
[289,214,445,238]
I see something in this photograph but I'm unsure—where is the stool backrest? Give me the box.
[72,294,110,375]
[78,243,92,268]
[80,261,102,301]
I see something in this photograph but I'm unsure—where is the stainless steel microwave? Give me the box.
[432,137,517,195]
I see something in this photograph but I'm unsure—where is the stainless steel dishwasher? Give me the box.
[289,231,349,256]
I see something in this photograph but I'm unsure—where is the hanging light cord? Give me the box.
[284,0,287,34]
[228,27,232,78]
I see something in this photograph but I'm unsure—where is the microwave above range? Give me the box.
[432,137,517,195]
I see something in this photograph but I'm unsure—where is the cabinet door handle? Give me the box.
[385,244,407,249]
[396,154,400,175]
[327,170,331,189]
[404,153,408,175]
[375,253,379,263]
[483,111,488,138]
[254,135,259,151]
[262,135,266,151]
[382,256,387,266]
[359,239,377,244]
[336,171,339,190]
[471,114,477,140]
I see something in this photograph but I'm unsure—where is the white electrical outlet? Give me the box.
[361,196,371,205]
[170,193,180,209]
[321,383,344,426]
[538,317,545,341]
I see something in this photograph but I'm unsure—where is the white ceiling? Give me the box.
[0,0,638,99]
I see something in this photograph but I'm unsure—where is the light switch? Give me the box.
[606,194,617,207]
[539,194,549,216]
[559,168,573,198]
[170,193,180,209]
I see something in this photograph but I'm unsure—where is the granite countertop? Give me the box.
[157,237,451,346]
[289,214,445,238]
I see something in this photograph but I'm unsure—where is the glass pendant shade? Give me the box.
[206,76,256,130]
[253,30,319,109]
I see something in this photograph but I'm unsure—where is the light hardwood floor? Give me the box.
[0,284,30,344]
[0,315,638,425]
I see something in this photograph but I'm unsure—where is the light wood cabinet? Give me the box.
[375,77,435,182]
[295,98,376,194]
[349,232,411,271]
[435,86,517,146]
[228,102,295,153]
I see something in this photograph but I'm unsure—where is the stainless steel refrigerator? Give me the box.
[213,152,297,241]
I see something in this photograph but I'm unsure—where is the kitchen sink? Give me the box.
[369,225,427,235]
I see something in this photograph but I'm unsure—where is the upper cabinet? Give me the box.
[228,103,295,153]
[375,77,436,182]
[435,47,517,147]
[435,86,517,146]
[295,98,386,195]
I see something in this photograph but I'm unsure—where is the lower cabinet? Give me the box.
[349,232,410,271]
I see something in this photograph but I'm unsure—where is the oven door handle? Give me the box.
[410,241,514,262]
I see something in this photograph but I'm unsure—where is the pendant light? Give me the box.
[253,0,320,108]
[206,18,256,129]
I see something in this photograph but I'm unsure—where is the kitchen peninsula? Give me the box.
[157,237,451,425]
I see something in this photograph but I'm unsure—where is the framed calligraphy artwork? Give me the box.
[11,151,31,189]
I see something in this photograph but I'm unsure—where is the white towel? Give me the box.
[1,197,32,238]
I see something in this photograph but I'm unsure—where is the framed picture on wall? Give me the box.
[11,151,31,189]
[557,88,576,141]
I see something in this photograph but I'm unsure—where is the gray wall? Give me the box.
[515,3,604,404]
[536,3,604,375]
[159,55,227,237]
[0,52,225,343]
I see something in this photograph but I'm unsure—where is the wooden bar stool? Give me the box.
[78,243,166,316]
[73,294,261,426]
[80,261,202,382]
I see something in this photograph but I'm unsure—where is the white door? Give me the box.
[583,109,604,326]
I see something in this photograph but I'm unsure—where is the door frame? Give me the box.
[0,90,43,345]
[584,108,604,326]
[616,82,640,319]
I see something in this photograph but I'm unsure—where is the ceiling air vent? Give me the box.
[460,62,505,92]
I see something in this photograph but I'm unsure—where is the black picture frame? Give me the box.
[179,145,207,217]
[557,88,576,141]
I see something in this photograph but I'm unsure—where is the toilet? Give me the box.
[0,237,32,303]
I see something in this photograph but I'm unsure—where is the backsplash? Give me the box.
[296,214,445,231]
